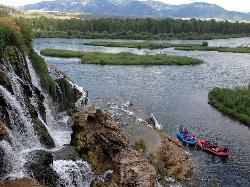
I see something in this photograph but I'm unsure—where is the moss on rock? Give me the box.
[32,117,54,148]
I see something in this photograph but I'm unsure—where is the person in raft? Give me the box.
[184,128,189,139]
[179,125,183,133]
[212,142,218,151]
[223,147,229,153]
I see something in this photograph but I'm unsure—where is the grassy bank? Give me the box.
[84,41,202,49]
[175,46,250,53]
[40,49,203,65]
[208,87,250,126]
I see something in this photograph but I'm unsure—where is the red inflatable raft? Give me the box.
[197,140,230,157]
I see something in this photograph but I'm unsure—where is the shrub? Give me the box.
[202,41,209,47]
[134,139,147,154]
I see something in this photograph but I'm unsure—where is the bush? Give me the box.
[0,17,24,51]
[134,139,147,154]
[202,41,209,47]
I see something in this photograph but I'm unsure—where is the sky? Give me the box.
[1,0,250,13]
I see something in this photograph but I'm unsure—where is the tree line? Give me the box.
[19,17,250,39]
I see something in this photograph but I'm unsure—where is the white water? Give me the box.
[25,58,97,186]
[52,160,94,187]
[0,56,106,186]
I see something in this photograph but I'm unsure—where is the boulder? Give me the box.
[25,150,59,187]
[51,145,80,161]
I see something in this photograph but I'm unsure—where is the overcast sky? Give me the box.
[1,0,250,12]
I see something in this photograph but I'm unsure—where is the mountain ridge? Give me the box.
[20,0,250,20]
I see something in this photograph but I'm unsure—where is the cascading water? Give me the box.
[0,56,107,186]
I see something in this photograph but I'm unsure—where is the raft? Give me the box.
[197,140,230,157]
[176,130,197,145]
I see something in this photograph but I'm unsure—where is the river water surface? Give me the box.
[33,38,250,186]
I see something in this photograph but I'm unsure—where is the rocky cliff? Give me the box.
[69,107,192,186]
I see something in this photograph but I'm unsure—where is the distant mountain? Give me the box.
[20,0,250,20]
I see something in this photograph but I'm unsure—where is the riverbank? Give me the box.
[84,41,202,49]
[209,87,250,127]
[176,46,250,53]
[40,49,203,65]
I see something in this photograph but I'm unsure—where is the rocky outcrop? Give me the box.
[115,148,157,187]
[69,107,157,186]
[25,150,59,187]
[0,178,43,187]
[150,134,192,181]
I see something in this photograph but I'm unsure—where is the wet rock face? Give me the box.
[0,147,7,178]
[51,145,80,161]
[0,70,13,94]
[25,150,59,187]
[32,117,55,148]
[0,178,43,187]
[70,107,129,160]
[0,120,6,141]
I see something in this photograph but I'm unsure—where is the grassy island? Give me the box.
[40,48,203,65]
[175,46,250,53]
[84,41,202,49]
[208,87,250,126]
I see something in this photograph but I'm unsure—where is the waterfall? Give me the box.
[0,54,98,186]
[0,85,42,178]
[27,58,72,148]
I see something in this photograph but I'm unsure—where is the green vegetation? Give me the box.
[202,41,209,47]
[134,139,147,154]
[175,46,250,53]
[17,17,250,40]
[84,41,202,49]
[208,87,250,126]
[149,151,167,177]
[0,15,58,100]
[29,49,57,98]
[40,49,203,65]
[56,77,74,108]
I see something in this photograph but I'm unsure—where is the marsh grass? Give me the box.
[84,41,202,49]
[175,46,250,53]
[40,49,203,65]
[209,87,250,126]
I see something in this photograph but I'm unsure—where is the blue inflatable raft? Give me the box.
[176,130,197,145]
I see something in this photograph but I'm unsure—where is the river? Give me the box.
[33,37,250,186]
